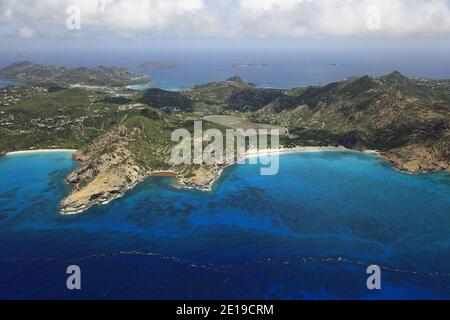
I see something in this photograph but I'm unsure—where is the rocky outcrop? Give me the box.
[176,165,225,191]
[61,162,147,214]
[382,144,450,174]
[57,72,450,214]
[379,122,449,173]
[60,123,226,214]
[61,126,149,214]
[61,128,449,215]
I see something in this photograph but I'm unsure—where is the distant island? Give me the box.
[0,62,448,214]
[137,61,181,69]
[0,61,150,87]
[231,63,271,68]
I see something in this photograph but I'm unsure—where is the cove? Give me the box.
[0,151,449,299]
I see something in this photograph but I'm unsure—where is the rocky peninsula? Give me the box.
[0,65,448,214]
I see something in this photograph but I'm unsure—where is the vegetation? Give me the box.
[0,61,150,87]
[1,69,449,175]
[138,88,194,112]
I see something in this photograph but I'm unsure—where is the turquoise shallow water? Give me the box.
[0,80,19,88]
[0,151,449,299]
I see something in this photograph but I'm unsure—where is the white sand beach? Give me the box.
[244,146,352,158]
[6,149,77,156]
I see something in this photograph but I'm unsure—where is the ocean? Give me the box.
[0,80,19,89]
[0,151,449,299]
[2,40,450,90]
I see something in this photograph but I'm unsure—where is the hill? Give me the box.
[137,88,194,112]
[0,61,150,87]
[0,68,448,213]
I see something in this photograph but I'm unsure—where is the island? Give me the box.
[0,62,448,214]
[231,63,271,68]
[137,61,181,69]
[0,61,150,87]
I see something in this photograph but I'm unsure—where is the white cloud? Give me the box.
[237,0,450,37]
[1,0,450,38]
[5,8,13,18]
[240,0,301,12]
[17,25,35,38]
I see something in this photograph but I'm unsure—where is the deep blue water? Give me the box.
[0,151,449,300]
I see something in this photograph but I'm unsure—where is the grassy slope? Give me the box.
[1,73,449,172]
[0,87,125,151]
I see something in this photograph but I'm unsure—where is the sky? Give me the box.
[1,1,450,85]
[1,0,450,72]
[1,0,450,40]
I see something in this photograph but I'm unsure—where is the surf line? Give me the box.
[1,251,450,278]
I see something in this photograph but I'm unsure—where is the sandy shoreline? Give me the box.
[244,146,354,158]
[4,145,372,158]
[175,146,374,193]
[6,149,78,156]
[3,145,377,215]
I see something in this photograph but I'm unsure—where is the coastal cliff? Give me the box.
[176,165,225,191]
[59,72,449,214]
[382,143,450,174]
[59,107,231,214]
[61,139,448,215]
[1,67,447,214]
[61,126,150,214]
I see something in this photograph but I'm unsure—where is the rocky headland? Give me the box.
[0,65,448,214]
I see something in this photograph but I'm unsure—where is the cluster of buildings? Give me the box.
[0,85,21,107]
[0,85,49,107]
[0,112,14,127]
[31,115,71,132]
